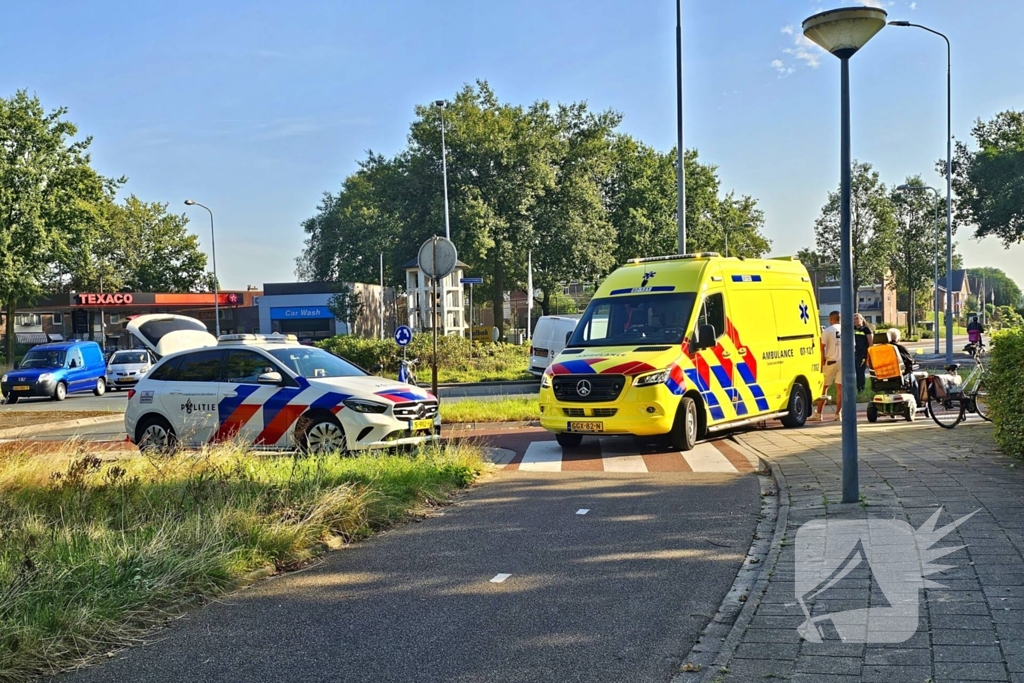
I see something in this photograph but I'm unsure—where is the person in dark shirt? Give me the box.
[853,313,874,393]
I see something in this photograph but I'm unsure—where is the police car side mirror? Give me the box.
[695,324,716,351]
[257,371,283,385]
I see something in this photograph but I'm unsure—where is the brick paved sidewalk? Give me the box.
[696,420,1024,683]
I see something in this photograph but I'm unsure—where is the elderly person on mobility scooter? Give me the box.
[865,328,928,423]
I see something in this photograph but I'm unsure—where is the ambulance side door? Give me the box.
[725,285,778,414]
[770,288,821,398]
[694,290,734,421]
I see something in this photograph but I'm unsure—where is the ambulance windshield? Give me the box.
[567,292,696,347]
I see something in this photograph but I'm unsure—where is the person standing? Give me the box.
[811,310,842,422]
[853,313,874,394]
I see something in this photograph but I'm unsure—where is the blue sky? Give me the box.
[1,0,1021,290]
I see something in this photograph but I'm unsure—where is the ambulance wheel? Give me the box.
[556,433,583,448]
[780,383,809,428]
[866,404,878,423]
[668,397,698,452]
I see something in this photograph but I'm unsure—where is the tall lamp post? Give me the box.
[435,101,452,242]
[725,221,754,258]
[802,6,887,505]
[184,199,221,336]
[675,0,686,254]
[897,183,942,354]
[889,20,953,362]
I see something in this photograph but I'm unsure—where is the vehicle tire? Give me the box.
[556,432,583,448]
[136,416,177,454]
[668,396,698,452]
[866,403,878,423]
[904,405,915,422]
[5,395,19,405]
[300,414,349,455]
[94,377,106,396]
[780,383,809,428]
[53,382,67,402]
[928,395,962,429]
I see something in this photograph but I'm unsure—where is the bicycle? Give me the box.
[927,342,991,429]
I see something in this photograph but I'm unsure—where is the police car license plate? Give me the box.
[13,385,29,391]
[568,421,603,433]
[410,419,433,431]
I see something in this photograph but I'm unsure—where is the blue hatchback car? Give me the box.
[1,341,108,403]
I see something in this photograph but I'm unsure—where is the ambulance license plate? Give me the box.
[410,419,434,431]
[568,421,603,433]
[13,385,30,391]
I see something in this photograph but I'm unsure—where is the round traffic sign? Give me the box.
[417,236,458,279]
[394,325,413,347]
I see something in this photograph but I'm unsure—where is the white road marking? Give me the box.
[683,442,738,473]
[576,509,590,515]
[519,441,563,472]
[598,437,649,473]
[490,573,511,583]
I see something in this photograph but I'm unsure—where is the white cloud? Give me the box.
[783,33,823,69]
[910,1,917,8]
[861,0,886,7]
[771,59,795,77]
[781,25,794,35]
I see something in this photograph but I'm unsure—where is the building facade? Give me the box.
[257,282,390,342]
[817,282,900,327]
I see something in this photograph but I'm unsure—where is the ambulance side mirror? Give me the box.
[694,324,717,351]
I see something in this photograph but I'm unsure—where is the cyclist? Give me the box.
[967,315,985,350]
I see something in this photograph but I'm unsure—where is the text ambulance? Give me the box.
[539,254,824,450]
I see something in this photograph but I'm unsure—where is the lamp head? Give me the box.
[184,199,196,206]
[897,184,910,191]
[742,222,755,228]
[435,100,445,108]
[802,6,888,59]
[889,20,911,26]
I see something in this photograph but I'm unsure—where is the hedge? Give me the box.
[986,328,1024,457]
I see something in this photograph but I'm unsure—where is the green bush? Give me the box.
[318,334,530,383]
[986,328,1024,457]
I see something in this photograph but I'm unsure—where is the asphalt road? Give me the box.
[0,391,128,412]
[62,466,759,683]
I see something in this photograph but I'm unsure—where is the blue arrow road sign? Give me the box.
[394,325,413,347]
[460,277,484,284]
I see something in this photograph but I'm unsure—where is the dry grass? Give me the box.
[0,441,484,682]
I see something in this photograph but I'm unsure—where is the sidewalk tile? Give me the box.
[934,661,1009,681]
[794,655,862,675]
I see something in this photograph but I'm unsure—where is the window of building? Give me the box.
[109,314,121,324]
[15,314,40,326]
[51,312,63,325]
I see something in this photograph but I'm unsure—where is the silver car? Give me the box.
[106,349,154,390]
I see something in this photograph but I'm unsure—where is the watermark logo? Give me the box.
[794,507,977,643]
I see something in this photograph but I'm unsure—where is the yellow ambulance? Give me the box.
[539,254,824,450]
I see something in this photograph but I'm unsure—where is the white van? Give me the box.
[529,315,581,376]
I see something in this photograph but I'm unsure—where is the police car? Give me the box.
[122,314,439,453]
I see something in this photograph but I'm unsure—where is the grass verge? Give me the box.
[441,397,540,423]
[0,441,484,681]
[0,411,118,432]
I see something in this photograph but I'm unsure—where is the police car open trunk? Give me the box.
[125,314,219,359]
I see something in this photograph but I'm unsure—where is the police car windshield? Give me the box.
[20,349,66,369]
[267,347,366,379]
[568,292,696,347]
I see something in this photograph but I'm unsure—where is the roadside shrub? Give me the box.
[986,328,1024,457]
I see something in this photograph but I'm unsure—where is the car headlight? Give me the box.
[541,373,552,388]
[38,373,53,383]
[633,370,669,387]
[343,399,389,414]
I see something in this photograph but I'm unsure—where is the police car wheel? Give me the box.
[137,417,177,454]
[556,432,583,448]
[668,397,698,452]
[780,383,809,428]
[301,416,348,455]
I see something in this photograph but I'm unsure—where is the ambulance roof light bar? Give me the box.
[627,252,721,264]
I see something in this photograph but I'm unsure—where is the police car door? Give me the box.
[217,349,285,445]
[162,349,225,446]
[695,291,737,421]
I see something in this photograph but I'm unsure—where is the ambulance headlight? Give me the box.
[633,370,669,387]
[541,373,552,388]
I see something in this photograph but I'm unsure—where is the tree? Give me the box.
[889,177,939,334]
[327,286,365,331]
[0,91,106,362]
[965,267,1022,309]
[951,110,1024,245]
[813,161,897,293]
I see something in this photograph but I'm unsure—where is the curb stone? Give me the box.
[673,444,790,683]
[0,413,123,440]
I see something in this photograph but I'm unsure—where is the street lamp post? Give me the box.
[897,183,942,354]
[725,221,754,258]
[889,20,953,363]
[803,6,887,505]
[184,199,221,337]
[435,101,452,242]
[675,0,686,254]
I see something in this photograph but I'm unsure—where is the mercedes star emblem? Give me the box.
[576,380,592,397]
